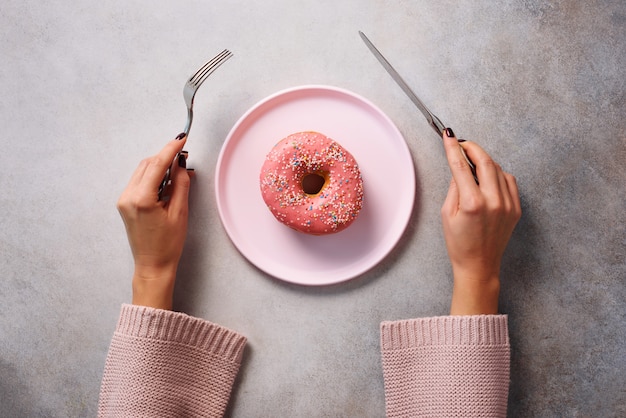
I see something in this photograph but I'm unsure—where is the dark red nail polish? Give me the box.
[175,132,186,140]
[178,154,187,168]
[457,138,466,143]
[445,127,455,138]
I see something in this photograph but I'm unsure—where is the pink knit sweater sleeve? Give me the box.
[98,304,247,418]
[380,315,510,417]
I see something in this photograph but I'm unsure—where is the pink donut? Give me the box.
[260,131,364,235]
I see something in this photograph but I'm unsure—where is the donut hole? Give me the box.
[302,172,327,196]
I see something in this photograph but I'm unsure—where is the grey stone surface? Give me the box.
[1,0,624,416]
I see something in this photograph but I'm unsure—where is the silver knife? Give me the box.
[359,31,478,183]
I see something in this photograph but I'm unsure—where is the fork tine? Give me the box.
[189,49,232,86]
[191,49,232,85]
[189,50,229,81]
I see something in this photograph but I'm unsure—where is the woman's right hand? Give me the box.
[440,128,521,315]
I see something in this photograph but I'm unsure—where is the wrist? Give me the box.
[450,275,500,315]
[131,266,177,310]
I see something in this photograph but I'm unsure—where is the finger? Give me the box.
[442,128,477,196]
[504,172,522,220]
[497,167,511,206]
[167,153,192,217]
[143,134,188,190]
[457,141,501,196]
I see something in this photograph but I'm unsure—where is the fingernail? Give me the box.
[186,168,195,173]
[175,132,186,140]
[445,127,455,138]
[457,138,466,143]
[178,153,187,168]
[180,150,189,156]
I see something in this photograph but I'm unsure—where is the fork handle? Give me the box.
[184,107,193,136]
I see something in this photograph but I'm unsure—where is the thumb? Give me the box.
[441,177,460,219]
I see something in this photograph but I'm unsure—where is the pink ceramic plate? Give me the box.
[215,85,415,285]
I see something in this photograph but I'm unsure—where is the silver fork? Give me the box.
[158,49,233,200]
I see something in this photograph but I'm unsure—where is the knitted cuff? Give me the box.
[380,315,509,351]
[116,304,247,364]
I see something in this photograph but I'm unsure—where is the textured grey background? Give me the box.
[1,1,624,417]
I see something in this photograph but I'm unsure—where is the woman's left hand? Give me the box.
[117,135,192,310]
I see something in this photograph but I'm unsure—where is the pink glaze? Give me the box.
[260,131,364,235]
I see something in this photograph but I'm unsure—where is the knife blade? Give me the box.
[359,31,478,183]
